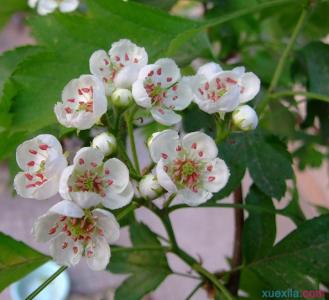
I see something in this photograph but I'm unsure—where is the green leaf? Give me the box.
[108,223,171,300]
[0,232,49,292]
[0,0,27,30]
[243,185,276,263]
[132,0,177,11]
[246,214,329,290]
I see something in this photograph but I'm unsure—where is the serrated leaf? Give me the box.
[108,223,170,300]
[246,215,329,291]
[0,232,49,292]
[243,185,276,263]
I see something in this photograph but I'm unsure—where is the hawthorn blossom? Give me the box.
[190,62,260,114]
[90,39,148,95]
[232,105,258,131]
[59,147,133,210]
[54,75,107,130]
[32,200,120,270]
[132,58,193,125]
[148,130,230,206]
[92,132,117,156]
[139,174,163,200]
[14,134,67,200]
[28,0,79,15]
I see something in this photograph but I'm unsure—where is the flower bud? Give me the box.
[111,88,133,107]
[91,132,117,155]
[232,105,258,131]
[139,174,163,200]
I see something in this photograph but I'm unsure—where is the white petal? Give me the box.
[197,62,222,80]
[232,66,245,77]
[202,158,230,193]
[177,188,212,206]
[70,191,103,209]
[59,166,74,201]
[73,147,104,171]
[89,50,113,95]
[102,158,129,194]
[85,237,110,271]
[50,233,83,267]
[163,80,193,111]
[49,200,84,218]
[150,106,181,126]
[148,129,180,162]
[103,181,134,210]
[156,159,177,192]
[32,212,60,243]
[14,172,59,200]
[59,0,79,12]
[92,209,120,243]
[239,72,261,103]
[182,131,218,159]
[28,0,38,8]
[232,104,259,130]
[131,79,152,108]
[109,39,148,68]
[114,64,140,89]
[37,0,57,15]
[153,58,181,88]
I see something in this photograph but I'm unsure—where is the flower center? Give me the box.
[74,170,105,196]
[144,80,167,105]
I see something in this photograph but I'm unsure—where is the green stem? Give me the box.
[26,266,68,300]
[270,91,329,103]
[173,271,201,280]
[112,245,170,253]
[163,193,176,209]
[126,105,141,176]
[185,282,204,300]
[116,201,139,220]
[258,4,308,112]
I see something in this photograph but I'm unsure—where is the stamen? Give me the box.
[29,149,37,155]
[191,143,197,149]
[73,246,79,254]
[157,68,162,75]
[27,161,35,167]
[24,173,33,181]
[208,176,215,182]
[79,158,85,165]
[62,242,68,249]
[161,153,168,159]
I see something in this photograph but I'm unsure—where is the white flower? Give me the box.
[54,75,107,130]
[112,88,133,107]
[132,58,193,126]
[139,174,163,200]
[28,0,79,15]
[232,105,258,131]
[59,147,133,210]
[90,39,148,95]
[92,132,117,156]
[32,200,120,270]
[14,134,67,200]
[190,62,260,114]
[148,130,230,206]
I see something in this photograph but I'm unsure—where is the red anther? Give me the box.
[36,173,44,180]
[148,70,154,77]
[108,179,113,186]
[125,53,129,61]
[172,85,177,91]
[103,77,108,82]
[91,162,97,168]
[191,143,197,149]
[104,59,109,65]
[158,108,165,115]
[60,216,67,222]
[65,107,73,114]
[78,89,83,95]
[62,224,68,232]
[198,88,204,95]
[48,227,57,235]
[115,56,120,61]
[87,250,94,257]
[134,58,139,63]
[104,169,110,175]
[204,82,209,90]
[208,176,215,182]
[176,146,182,152]
[26,183,36,188]
[166,77,172,82]
[24,173,33,181]
[29,149,37,155]
[164,165,169,172]
[66,230,72,236]
[198,151,204,157]
[78,235,84,240]
[79,158,85,165]
[173,96,178,100]
[98,228,104,236]
[27,161,35,167]
[82,88,90,93]
[157,68,162,75]
[161,153,168,159]
[73,246,79,254]
[207,165,213,172]
[62,242,68,249]
[68,98,75,103]
[226,77,237,84]
[71,218,78,225]
[86,224,95,232]
[192,186,198,193]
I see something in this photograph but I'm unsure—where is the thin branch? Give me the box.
[226,185,244,295]
[185,282,204,300]
[270,90,329,103]
[173,271,201,280]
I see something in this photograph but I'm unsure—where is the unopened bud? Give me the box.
[139,174,163,200]
[92,132,117,156]
[111,88,133,107]
[232,105,258,131]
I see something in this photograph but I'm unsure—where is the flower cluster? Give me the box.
[28,0,79,15]
[14,39,261,271]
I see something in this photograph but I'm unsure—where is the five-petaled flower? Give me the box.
[28,0,79,15]
[190,62,260,114]
[54,75,107,130]
[90,39,148,95]
[32,200,119,270]
[14,134,67,200]
[59,147,134,210]
[132,58,193,125]
[148,130,230,206]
